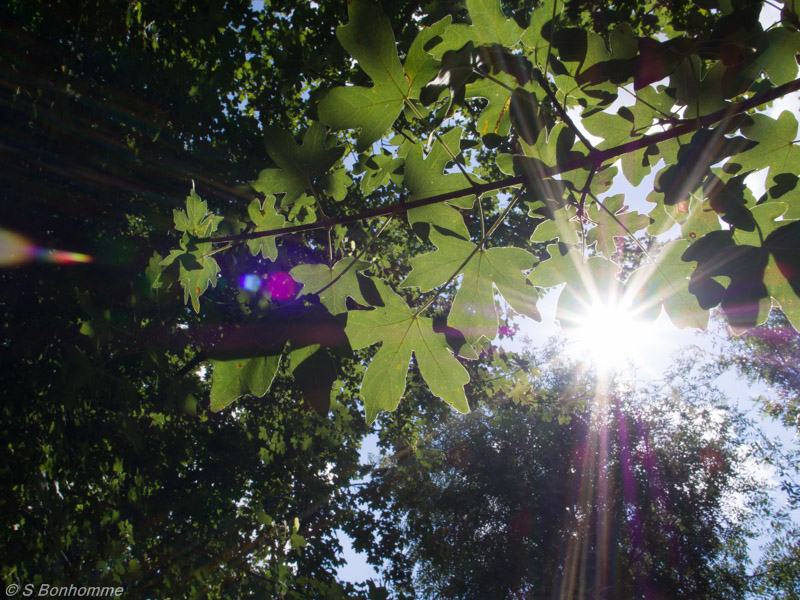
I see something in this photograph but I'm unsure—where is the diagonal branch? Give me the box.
[198,77,800,245]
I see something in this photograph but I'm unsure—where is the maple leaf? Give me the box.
[246,197,286,261]
[346,278,470,423]
[587,194,650,258]
[291,258,371,316]
[318,0,450,150]
[253,121,344,208]
[173,189,222,237]
[401,232,540,353]
[160,245,221,313]
[210,355,281,412]
[161,191,223,312]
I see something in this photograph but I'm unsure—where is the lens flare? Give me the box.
[569,299,646,370]
[239,273,262,292]
[266,272,296,301]
[0,229,93,266]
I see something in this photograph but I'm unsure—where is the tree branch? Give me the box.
[198,77,800,245]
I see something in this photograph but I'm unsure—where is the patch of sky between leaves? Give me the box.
[337,430,382,583]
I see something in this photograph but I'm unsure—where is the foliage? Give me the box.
[350,346,761,599]
[710,308,800,596]
[154,0,800,422]
[718,308,800,434]
[0,0,395,596]
[2,0,800,598]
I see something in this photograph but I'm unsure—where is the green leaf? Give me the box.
[679,195,722,242]
[173,189,223,237]
[288,345,337,415]
[520,0,557,59]
[210,355,281,412]
[766,173,800,219]
[291,259,371,315]
[290,533,307,550]
[346,278,470,423]
[732,202,788,247]
[550,27,616,104]
[253,121,344,206]
[429,0,524,57]
[627,240,709,330]
[735,111,800,195]
[160,244,220,313]
[403,127,476,208]
[621,143,660,187]
[671,56,727,118]
[649,127,749,209]
[146,251,165,290]
[319,168,353,201]
[529,243,584,289]
[401,233,540,350]
[586,194,650,258]
[408,203,470,242]
[246,197,285,261]
[422,47,527,146]
[681,231,769,332]
[527,196,580,244]
[512,123,589,185]
[318,1,449,150]
[354,150,404,194]
[756,27,800,86]
[763,221,800,330]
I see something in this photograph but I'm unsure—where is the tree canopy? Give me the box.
[2,0,800,598]
[352,348,760,599]
[150,0,800,422]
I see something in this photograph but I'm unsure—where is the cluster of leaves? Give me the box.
[156,0,800,422]
[3,0,800,597]
[1,0,411,596]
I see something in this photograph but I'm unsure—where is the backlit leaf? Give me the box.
[318,0,450,150]
[254,121,344,207]
[246,197,285,261]
[210,355,281,412]
[346,278,469,423]
[291,259,371,315]
[401,233,540,351]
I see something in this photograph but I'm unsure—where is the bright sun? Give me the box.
[568,299,648,372]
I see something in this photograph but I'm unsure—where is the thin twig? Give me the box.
[544,0,558,80]
[404,97,478,189]
[326,227,333,267]
[312,215,395,299]
[578,167,596,257]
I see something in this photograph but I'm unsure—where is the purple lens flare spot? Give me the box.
[267,272,297,301]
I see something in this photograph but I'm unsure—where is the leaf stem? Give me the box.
[543,0,558,80]
[326,227,333,267]
[312,215,394,299]
[310,184,330,221]
[404,97,478,189]
[577,167,595,257]
[536,71,595,152]
[413,190,523,317]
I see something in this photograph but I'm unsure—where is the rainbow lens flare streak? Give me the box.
[0,229,93,266]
